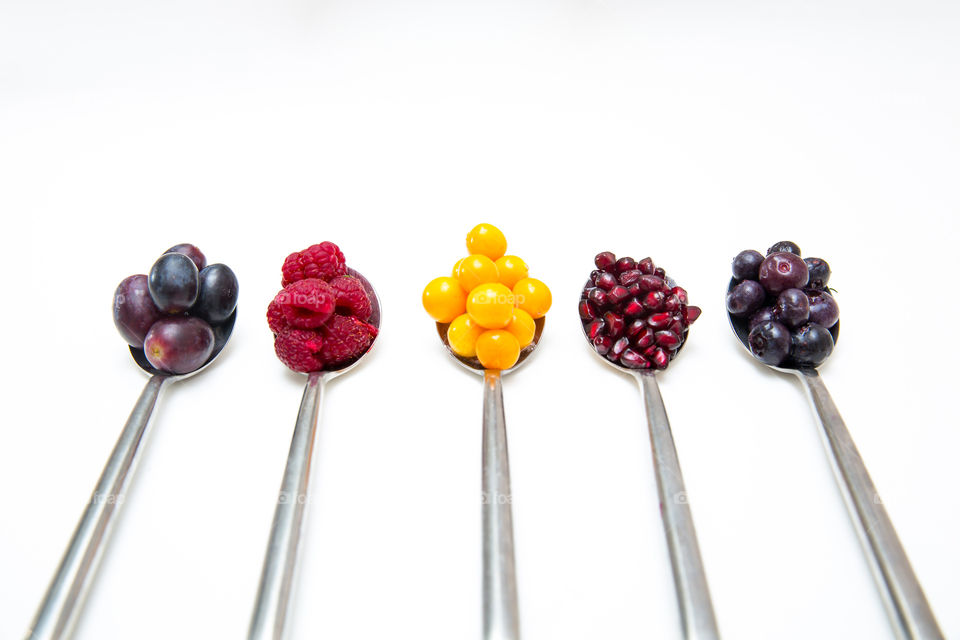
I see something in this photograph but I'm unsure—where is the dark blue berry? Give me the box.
[776,288,810,328]
[804,257,831,289]
[791,323,834,366]
[732,250,764,280]
[194,264,239,325]
[726,280,766,316]
[748,321,792,366]
[149,252,199,314]
[766,240,801,256]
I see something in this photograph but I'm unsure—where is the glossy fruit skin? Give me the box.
[164,243,206,270]
[475,330,520,370]
[447,313,485,357]
[758,252,809,293]
[466,223,507,261]
[594,251,616,271]
[791,323,834,366]
[113,274,161,347]
[726,280,765,316]
[807,290,839,328]
[456,254,500,292]
[495,255,529,288]
[148,252,200,314]
[804,257,831,289]
[513,277,552,319]
[422,276,467,323]
[143,316,215,374]
[505,308,536,348]
[732,250,764,280]
[467,283,516,329]
[747,321,792,366]
[776,288,810,328]
[193,263,238,324]
[748,306,778,332]
[452,257,466,278]
[766,240,801,256]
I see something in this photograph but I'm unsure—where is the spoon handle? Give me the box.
[635,371,720,640]
[26,374,169,640]
[796,370,944,640]
[248,372,325,640]
[482,370,521,640]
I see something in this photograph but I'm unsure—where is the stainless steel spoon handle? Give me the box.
[796,370,943,640]
[635,371,720,640]
[482,370,520,640]
[248,372,325,640]
[26,374,169,640]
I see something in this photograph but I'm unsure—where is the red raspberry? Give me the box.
[276,279,336,329]
[281,242,347,286]
[266,298,288,335]
[328,275,372,321]
[274,328,325,373]
[319,315,378,366]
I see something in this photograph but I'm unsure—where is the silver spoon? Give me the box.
[436,316,545,640]
[26,311,237,640]
[726,278,943,640]
[581,280,720,640]
[248,268,380,640]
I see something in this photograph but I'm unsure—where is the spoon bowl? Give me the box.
[129,309,237,378]
[435,316,544,375]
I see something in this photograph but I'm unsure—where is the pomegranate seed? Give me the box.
[587,318,605,339]
[603,311,625,337]
[595,251,616,271]
[654,267,666,279]
[647,312,671,329]
[637,257,655,275]
[615,257,636,274]
[595,271,618,291]
[685,305,702,323]
[668,320,685,336]
[608,285,630,305]
[593,335,612,355]
[638,275,665,292]
[671,286,688,304]
[620,349,651,369]
[619,269,643,286]
[664,294,681,312]
[579,299,597,321]
[655,330,681,348]
[643,291,665,311]
[588,288,608,309]
[651,347,670,369]
[607,337,630,361]
[623,298,645,318]
[627,283,641,296]
[643,344,659,357]
[626,318,647,338]
[635,327,656,349]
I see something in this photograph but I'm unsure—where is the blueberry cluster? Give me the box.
[113,244,238,374]
[727,241,838,368]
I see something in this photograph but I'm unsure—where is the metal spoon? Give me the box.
[25,311,237,640]
[581,281,720,640]
[248,268,380,640]
[726,278,943,640]
[436,315,545,640]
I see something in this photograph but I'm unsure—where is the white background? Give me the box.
[1,1,958,639]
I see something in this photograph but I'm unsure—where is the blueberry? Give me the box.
[748,321,792,366]
[791,323,834,366]
[767,240,801,256]
[143,316,214,373]
[726,280,766,316]
[193,264,239,325]
[758,252,809,293]
[776,288,810,328]
[113,274,161,347]
[804,257,831,289]
[807,290,839,328]
[732,250,764,280]
[748,305,779,332]
[149,252,199,314]
[164,243,207,271]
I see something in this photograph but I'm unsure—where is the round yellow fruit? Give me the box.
[475,330,521,370]
[447,313,485,358]
[495,255,529,289]
[505,308,536,348]
[465,223,507,261]
[457,254,499,292]
[513,277,552,319]
[452,257,466,278]
[467,283,515,329]
[422,276,467,323]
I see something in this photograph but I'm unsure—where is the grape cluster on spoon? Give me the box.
[727,241,838,368]
[113,244,238,374]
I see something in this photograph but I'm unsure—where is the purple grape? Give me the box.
[748,321,792,366]
[807,290,839,328]
[149,252,199,314]
[791,323,834,366]
[726,280,766,316]
[164,243,206,271]
[143,316,214,374]
[776,288,810,328]
[759,252,809,293]
[113,274,161,347]
[732,250,764,280]
[193,263,239,324]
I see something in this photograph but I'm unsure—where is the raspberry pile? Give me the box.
[112,244,238,374]
[267,242,378,372]
[580,252,702,370]
[727,241,838,368]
